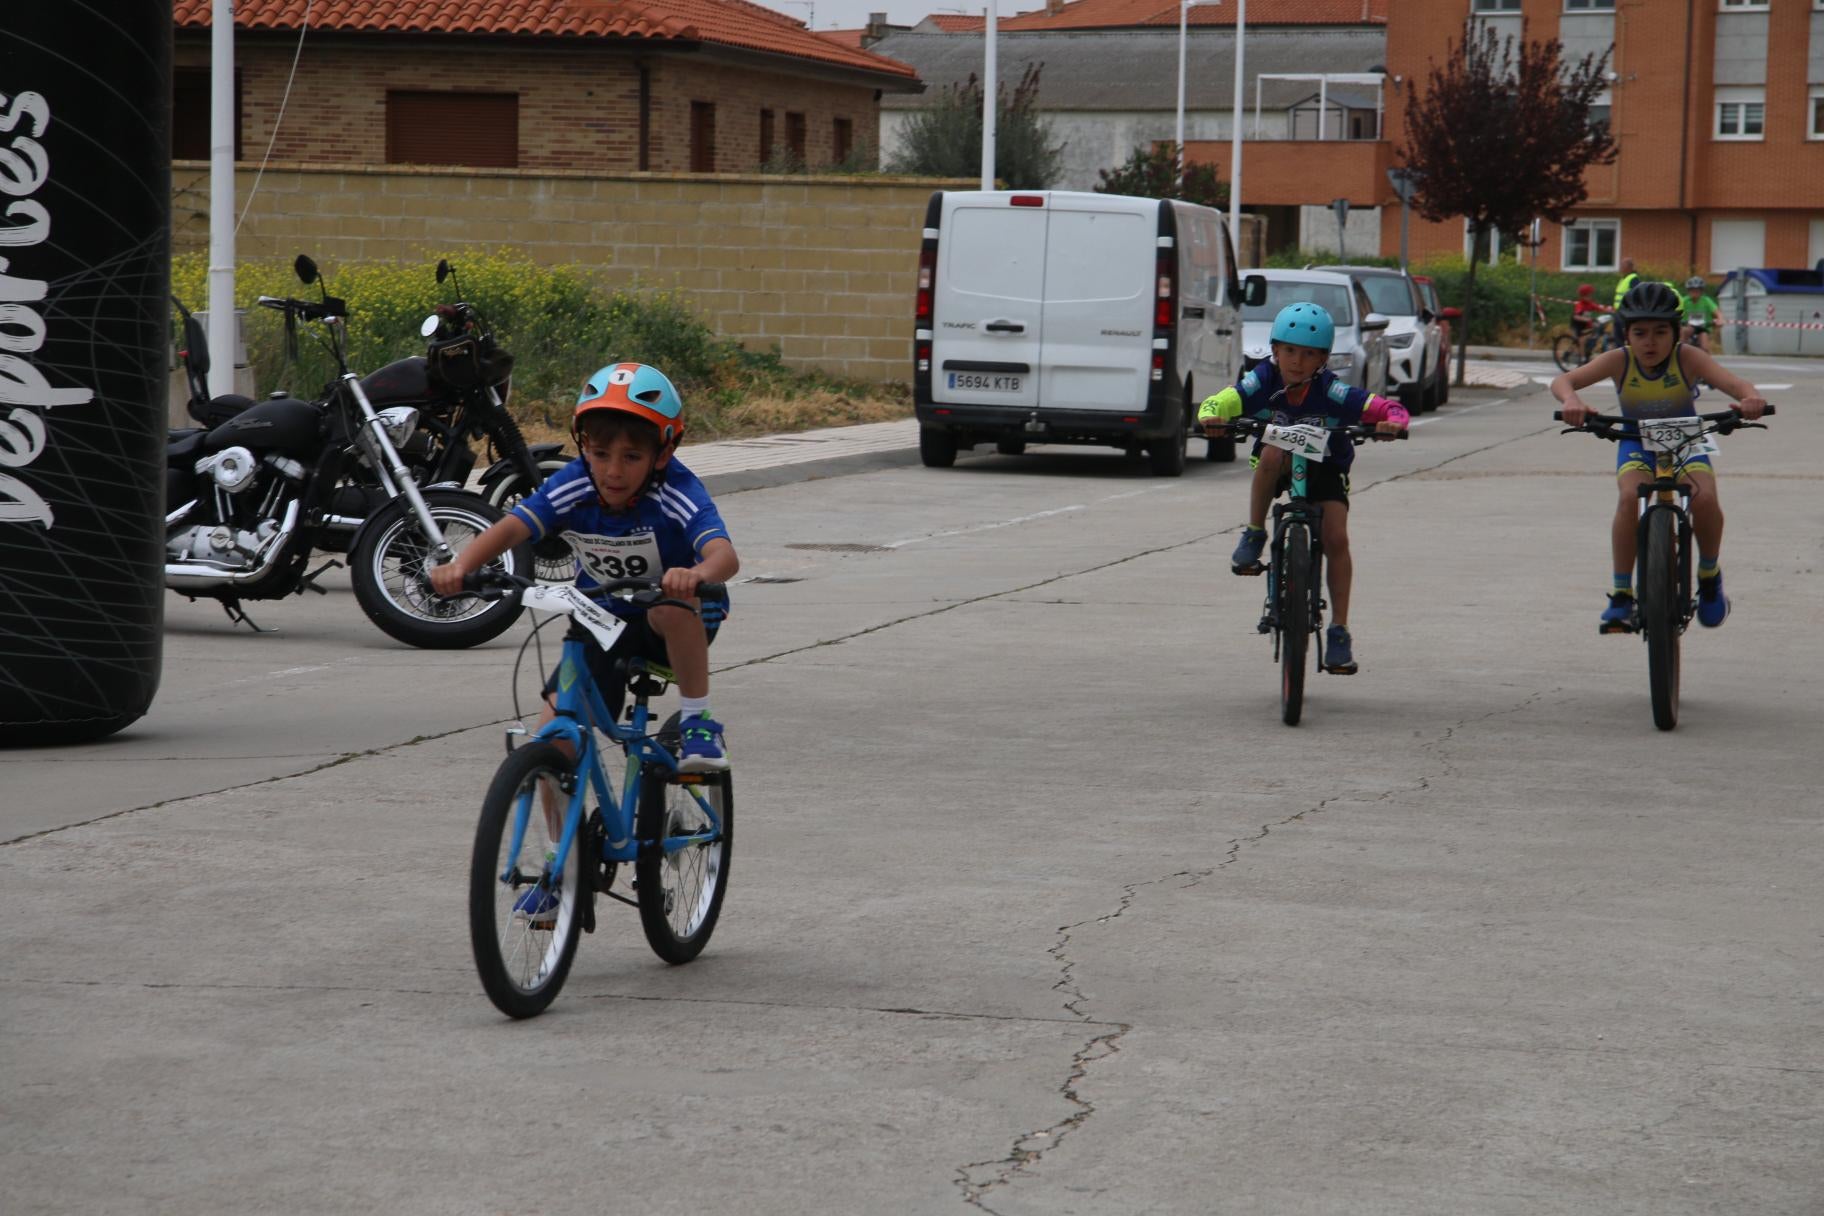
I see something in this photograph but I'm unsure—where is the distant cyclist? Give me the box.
[1681,276,1719,352]
[1570,283,1606,360]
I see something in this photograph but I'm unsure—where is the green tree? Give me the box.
[1094,143,1227,207]
[887,64,1062,189]
[1403,19,1615,383]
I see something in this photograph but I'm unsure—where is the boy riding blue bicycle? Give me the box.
[1198,302,1409,673]
[431,361,741,769]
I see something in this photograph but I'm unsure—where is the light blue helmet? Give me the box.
[1270,303,1335,354]
[575,361,685,446]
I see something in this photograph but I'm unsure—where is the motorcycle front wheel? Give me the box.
[350,489,528,649]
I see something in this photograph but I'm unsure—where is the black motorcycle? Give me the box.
[166,256,531,648]
[322,258,572,582]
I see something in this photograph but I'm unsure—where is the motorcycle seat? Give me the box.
[188,392,255,428]
[167,429,207,465]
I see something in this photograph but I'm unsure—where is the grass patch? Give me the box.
[171,251,909,442]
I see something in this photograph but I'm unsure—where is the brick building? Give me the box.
[1381,0,1824,277]
[171,0,921,174]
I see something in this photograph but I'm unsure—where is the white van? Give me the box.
[913,190,1257,475]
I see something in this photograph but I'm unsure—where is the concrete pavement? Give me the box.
[2,363,1819,1214]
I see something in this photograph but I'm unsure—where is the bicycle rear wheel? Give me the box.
[470,742,587,1017]
[1552,333,1579,373]
[1280,524,1311,726]
[635,767,732,964]
[1640,508,1681,731]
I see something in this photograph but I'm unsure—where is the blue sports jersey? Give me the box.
[1231,363,1377,469]
[512,456,732,617]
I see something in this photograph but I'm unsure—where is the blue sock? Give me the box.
[1612,572,1632,597]
[1698,556,1720,581]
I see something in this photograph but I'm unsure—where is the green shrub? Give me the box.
[169,250,847,435]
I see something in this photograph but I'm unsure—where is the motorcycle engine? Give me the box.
[167,518,282,571]
[195,445,260,493]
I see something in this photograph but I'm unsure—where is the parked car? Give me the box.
[1411,273,1462,406]
[914,189,1254,474]
[1240,269,1390,397]
[1314,264,1445,413]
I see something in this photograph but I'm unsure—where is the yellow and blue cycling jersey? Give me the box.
[1613,346,1711,475]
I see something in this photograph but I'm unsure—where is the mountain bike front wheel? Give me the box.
[1552,332,1579,373]
[635,768,733,965]
[1640,508,1682,731]
[1279,524,1311,727]
[470,742,587,1018]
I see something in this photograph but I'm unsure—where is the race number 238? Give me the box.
[569,532,662,583]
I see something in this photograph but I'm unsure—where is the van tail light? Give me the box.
[916,245,936,322]
[1010,195,1045,207]
[916,340,931,374]
[1155,249,1175,330]
[1151,352,1165,382]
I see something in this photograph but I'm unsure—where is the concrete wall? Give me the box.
[174,162,970,381]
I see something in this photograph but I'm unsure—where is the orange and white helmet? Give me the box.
[574,362,685,447]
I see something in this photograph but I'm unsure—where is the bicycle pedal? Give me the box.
[1232,562,1266,577]
[1322,663,1359,675]
[1598,620,1638,636]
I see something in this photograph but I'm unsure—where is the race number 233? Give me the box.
[569,532,662,583]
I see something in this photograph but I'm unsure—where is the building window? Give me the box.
[172,67,243,160]
[690,101,716,172]
[1710,218,1765,273]
[1716,89,1766,140]
[1811,89,1824,139]
[1719,1,1770,9]
[832,117,853,164]
[759,109,775,164]
[1472,0,1520,9]
[386,92,518,167]
[1562,218,1620,271]
[1565,0,1615,9]
[786,111,807,162]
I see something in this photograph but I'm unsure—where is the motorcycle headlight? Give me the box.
[376,406,420,449]
[1327,353,1356,371]
[1387,333,1416,349]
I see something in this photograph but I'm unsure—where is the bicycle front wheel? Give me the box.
[1640,508,1682,731]
[1280,524,1311,727]
[635,768,732,964]
[470,742,587,1017]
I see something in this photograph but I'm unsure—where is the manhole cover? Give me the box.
[784,542,890,553]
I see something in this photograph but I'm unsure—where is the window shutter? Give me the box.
[386,92,519,168]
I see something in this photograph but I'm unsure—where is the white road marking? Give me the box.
[887,504,1086,548]
[1407,397,1511,427]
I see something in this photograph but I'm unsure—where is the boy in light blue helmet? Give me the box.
[1198,302,1409,673]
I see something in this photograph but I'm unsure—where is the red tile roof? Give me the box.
[923,13,986,31]
[996,0,1386,30]
[818,27,868,49]
[172,0,918,78]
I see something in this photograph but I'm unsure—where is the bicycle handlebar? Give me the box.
[460,570,726,604]
[1553,405,1773,442]
[1553,406,1775,426]
[1221,416,1409,441]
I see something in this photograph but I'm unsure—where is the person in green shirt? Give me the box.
[1682,275,1720,351]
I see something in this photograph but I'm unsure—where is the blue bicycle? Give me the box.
[464,571,731,1018]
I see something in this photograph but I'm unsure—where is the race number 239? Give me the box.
[569,532,662,583]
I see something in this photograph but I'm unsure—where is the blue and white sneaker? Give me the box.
[678,713,730,773]
[1696,571,1730,628]
[1231,527,1267,575]
[1323,624,1357,674]
[513,885,560,931]
[1600,592,1638,634]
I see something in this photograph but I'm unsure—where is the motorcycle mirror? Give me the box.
[294,254,319,285]
[420,314,440,339]
[436,259,451,284]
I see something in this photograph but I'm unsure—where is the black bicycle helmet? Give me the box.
[1616,280,1683,326]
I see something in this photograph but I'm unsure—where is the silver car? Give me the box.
[1239,269,1389,395]
[1314,264,1445,413]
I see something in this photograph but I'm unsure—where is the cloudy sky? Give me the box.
[752,0,1005,32]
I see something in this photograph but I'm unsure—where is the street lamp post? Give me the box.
[1175,0,1218,187]
[1229,0,1244,263]
[981,0,998,189]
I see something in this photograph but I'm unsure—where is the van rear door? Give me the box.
[931,194,1044,409]
[1037,196,1155,412]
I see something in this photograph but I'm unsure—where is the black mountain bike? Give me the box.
[1225,416,1407,726]
[1555,406,1773,730]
